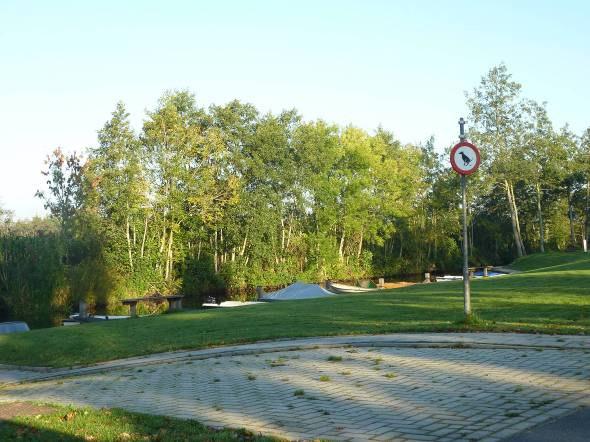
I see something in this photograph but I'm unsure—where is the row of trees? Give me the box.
[467,65,590,258]
[1,64,589,327]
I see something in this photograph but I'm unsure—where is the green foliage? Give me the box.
[0,233,69,328]
[4,64,590,326]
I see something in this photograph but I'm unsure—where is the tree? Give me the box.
[466,64,529,257]
[0,203,13,230]
[35,148,85,263]
[88,102,147,273]
[580,127,590,243]
[519,100,569,253]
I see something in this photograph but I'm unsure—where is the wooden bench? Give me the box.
[121,295,184,317]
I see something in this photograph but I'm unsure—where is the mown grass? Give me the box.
[0,403,274,441]
[0,252,588,368]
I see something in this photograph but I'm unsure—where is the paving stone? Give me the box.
[1,334,589,440]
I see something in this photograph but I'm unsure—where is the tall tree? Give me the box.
[466,64,528,257]
[88,102,147,272]
[35,148,85,263]
[580,128,590,243]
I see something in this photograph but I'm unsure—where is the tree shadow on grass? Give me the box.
[0,421,84,441]
[0,405,273,441]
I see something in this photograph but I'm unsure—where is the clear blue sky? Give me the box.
[1,0,589,219]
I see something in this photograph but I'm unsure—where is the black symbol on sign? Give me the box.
[459,151,472,166]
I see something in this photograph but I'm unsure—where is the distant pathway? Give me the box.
[491,266,521,274]
[1,333,589,441]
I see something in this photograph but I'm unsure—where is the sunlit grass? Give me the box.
[0,403,275,441]
[0,252,588,368]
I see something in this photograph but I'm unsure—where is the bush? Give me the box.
[0,234,70,328]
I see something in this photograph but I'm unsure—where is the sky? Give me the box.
[1,0,589,219]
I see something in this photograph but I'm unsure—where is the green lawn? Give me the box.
[0,252,588,368]
[0,403,274,441]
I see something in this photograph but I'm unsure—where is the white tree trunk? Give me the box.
[126,214,134,270]
[141,215,148,258]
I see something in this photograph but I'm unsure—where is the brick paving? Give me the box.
[1,334,589,441]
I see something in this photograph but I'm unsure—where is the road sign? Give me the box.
[450,141,480,175]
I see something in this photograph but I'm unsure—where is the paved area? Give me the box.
[1,332,588,385]
[1,333,589,441]
[503,407,590,442]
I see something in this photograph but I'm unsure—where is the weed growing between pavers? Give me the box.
[319,375,330,382]
[293,389,304,396]
[266,357,288,367]
[505,412,521,418]
[327,355,342,362]
[529,399,555,408]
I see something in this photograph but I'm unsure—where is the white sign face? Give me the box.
[450,142,480,175]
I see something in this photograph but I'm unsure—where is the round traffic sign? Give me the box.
[450,141,480,175]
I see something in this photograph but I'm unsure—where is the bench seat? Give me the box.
[121,295,184,316]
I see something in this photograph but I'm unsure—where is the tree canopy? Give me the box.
[2,65,589,327]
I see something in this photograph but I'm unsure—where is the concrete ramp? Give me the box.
[260,282,335,301]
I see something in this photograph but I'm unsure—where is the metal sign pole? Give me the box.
[461,173,471,315]
[458,118,471,316]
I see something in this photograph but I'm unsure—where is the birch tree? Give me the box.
[466,64,528,257]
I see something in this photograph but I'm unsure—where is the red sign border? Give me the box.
[450,141,481,175]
